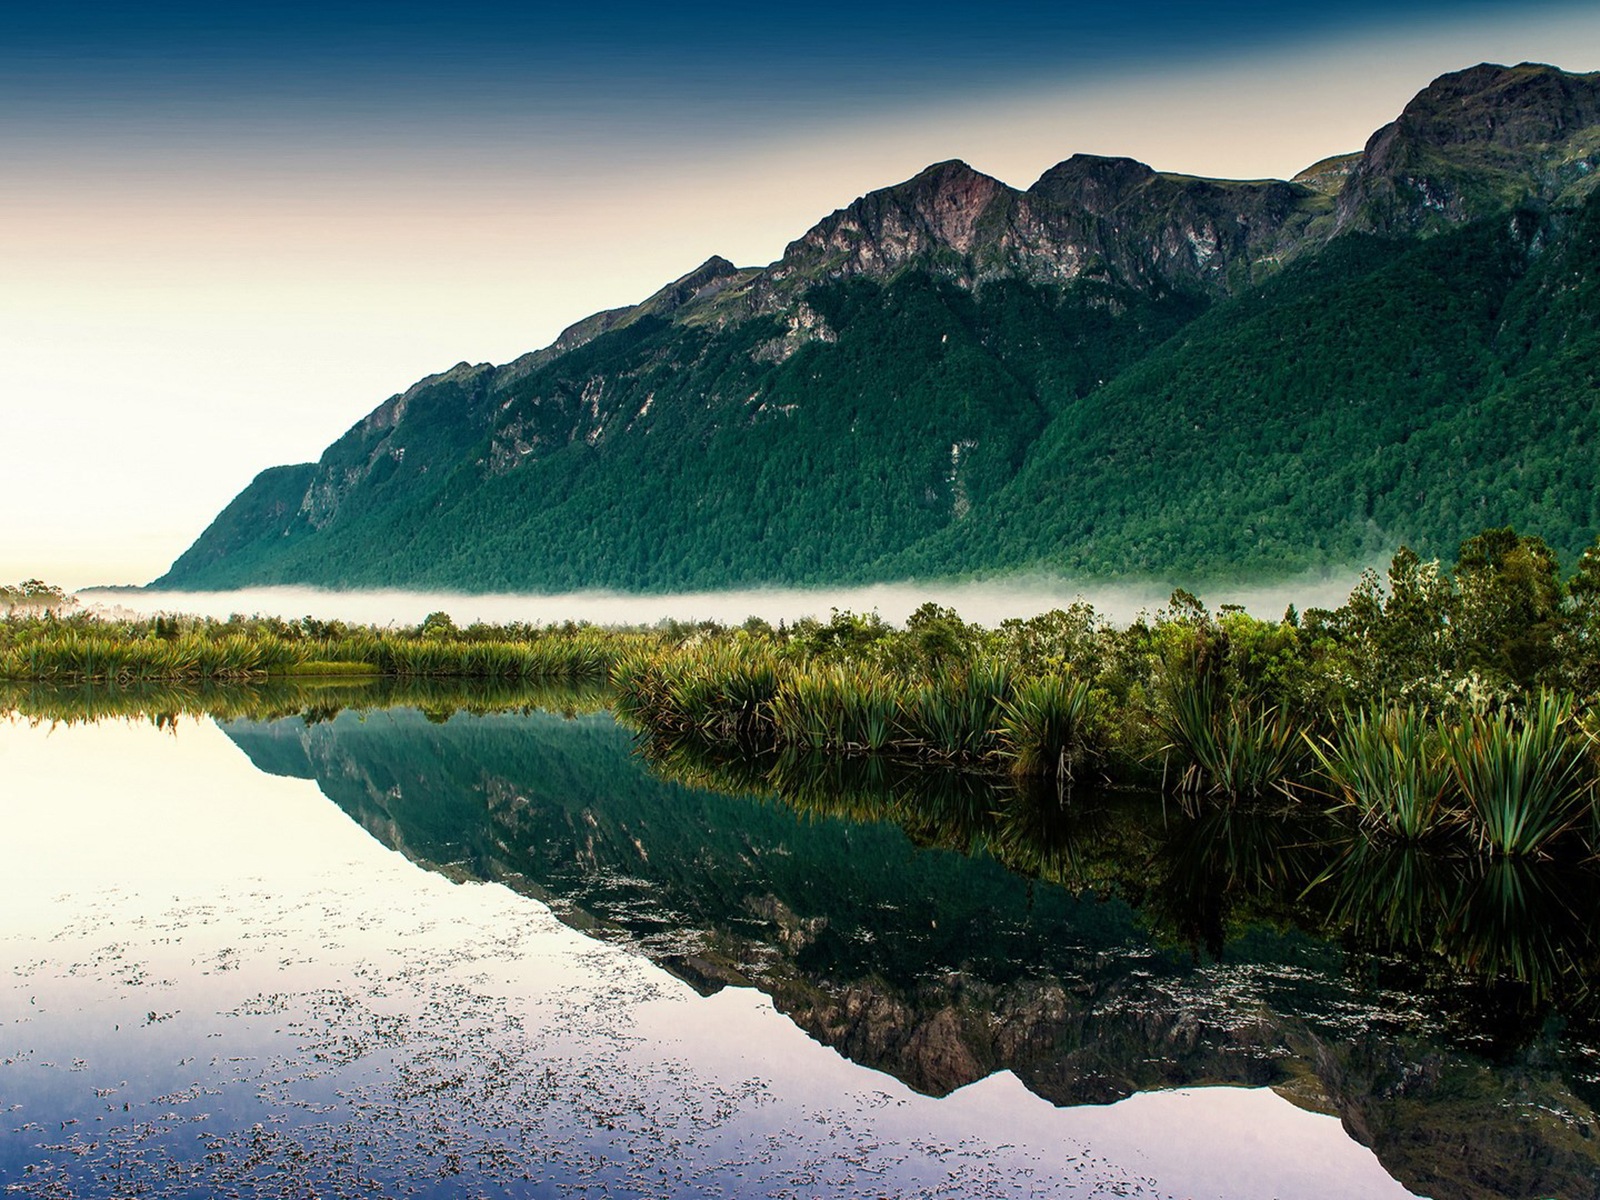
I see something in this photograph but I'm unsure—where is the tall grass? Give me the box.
[769,663,899,752]
[1308,705,1454,841]
[0,624,624,684]
[334,633,617,679]
[613,643,785,744]
[619,647,1017,763]
[997,674,1095,778]
[1443,692,1592,856]
[0,631,309,682]
[896,659,1012,760]
[1158,662,1300,801]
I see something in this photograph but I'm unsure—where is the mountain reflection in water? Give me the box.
[4,678,1598,1199]
[190,684,1597,1200]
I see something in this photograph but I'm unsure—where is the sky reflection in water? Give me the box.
[0,714,1418,1198]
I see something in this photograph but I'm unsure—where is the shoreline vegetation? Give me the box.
[10,527,1600,860]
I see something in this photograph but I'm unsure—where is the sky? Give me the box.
[5,1,1600,588]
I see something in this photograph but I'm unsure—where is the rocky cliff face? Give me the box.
[1336,61,1600,235]
[1027,155,1321,289]
[754,62,1600,305]
[753,153,1324,304]
[176,148,1327,556]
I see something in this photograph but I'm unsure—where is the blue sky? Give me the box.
[2,1,1597,585]
[3,2,1534,132]
[3,2,1522,67]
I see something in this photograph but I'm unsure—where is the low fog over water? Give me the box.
[83,570,1373,629]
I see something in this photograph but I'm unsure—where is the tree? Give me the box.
[419,610,459,639]
[1452,526,1562,687]
[0,579,76,617]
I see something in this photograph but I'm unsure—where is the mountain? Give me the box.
[157,62,1600,594]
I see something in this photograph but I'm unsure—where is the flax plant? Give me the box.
[996,674,1096,779]
[897,659,1012,760]
[1158,662,1301,801]
[1443,692,1592,856]
[770,663,899,752]
[1307,705,1455,841]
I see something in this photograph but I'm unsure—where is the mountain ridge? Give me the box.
[157,61,1600,594]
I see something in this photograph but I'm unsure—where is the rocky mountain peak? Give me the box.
[1292,153,1361,197]
[1394,61,1600,152]
[897,158,1007,210]
[1026,154,1160,214]
[1335,62,1600,234]
[775,159,1012,281]
[494,255,751,388]
[638,254,745,314]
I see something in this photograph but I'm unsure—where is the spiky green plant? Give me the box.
[0,630,310,682]
[613,643,785,744]
[997,674,1095,778]
[770,663,898,752]
[1308,705,1455,841]
[897,659,1012,760]
[1158,660,1300,801]
[1443,692,1592,856]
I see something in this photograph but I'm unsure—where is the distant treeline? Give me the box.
[11,526,1600,857]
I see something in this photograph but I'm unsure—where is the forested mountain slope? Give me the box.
[157,62,1600,592]
[906,192,1600,580]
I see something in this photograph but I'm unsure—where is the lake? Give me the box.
[3,681,1597,1198]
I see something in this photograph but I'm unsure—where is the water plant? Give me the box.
[996,673,1096,778]
[1307,704,1455,841]
[1442,692,1593,856]
[613,643,785,744]
[769,663,899,752]
[1157,649,1301,801]
[0,630,311,682]
[897,659,1012,760]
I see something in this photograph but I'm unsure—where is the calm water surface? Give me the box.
[3,683,1598,1199]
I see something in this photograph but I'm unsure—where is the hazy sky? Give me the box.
[5,1,1600,587]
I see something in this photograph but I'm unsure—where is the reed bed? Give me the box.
[612,643,785,743]
[13,566,1600,862]
[613,635,1600,866]
[896,659,1012,760]
[769,662,900,752]
[1158,662,1302,802]
[997,674,1096,778]
[0,631,310,682]
[0,624,627,684]
[337,634,618,679]
[1305,693,1597,856]
[620,652,1028,764]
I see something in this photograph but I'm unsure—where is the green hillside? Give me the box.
[160,273,1196,590]
[155,62,1600,594]
[909,194,1600,581]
